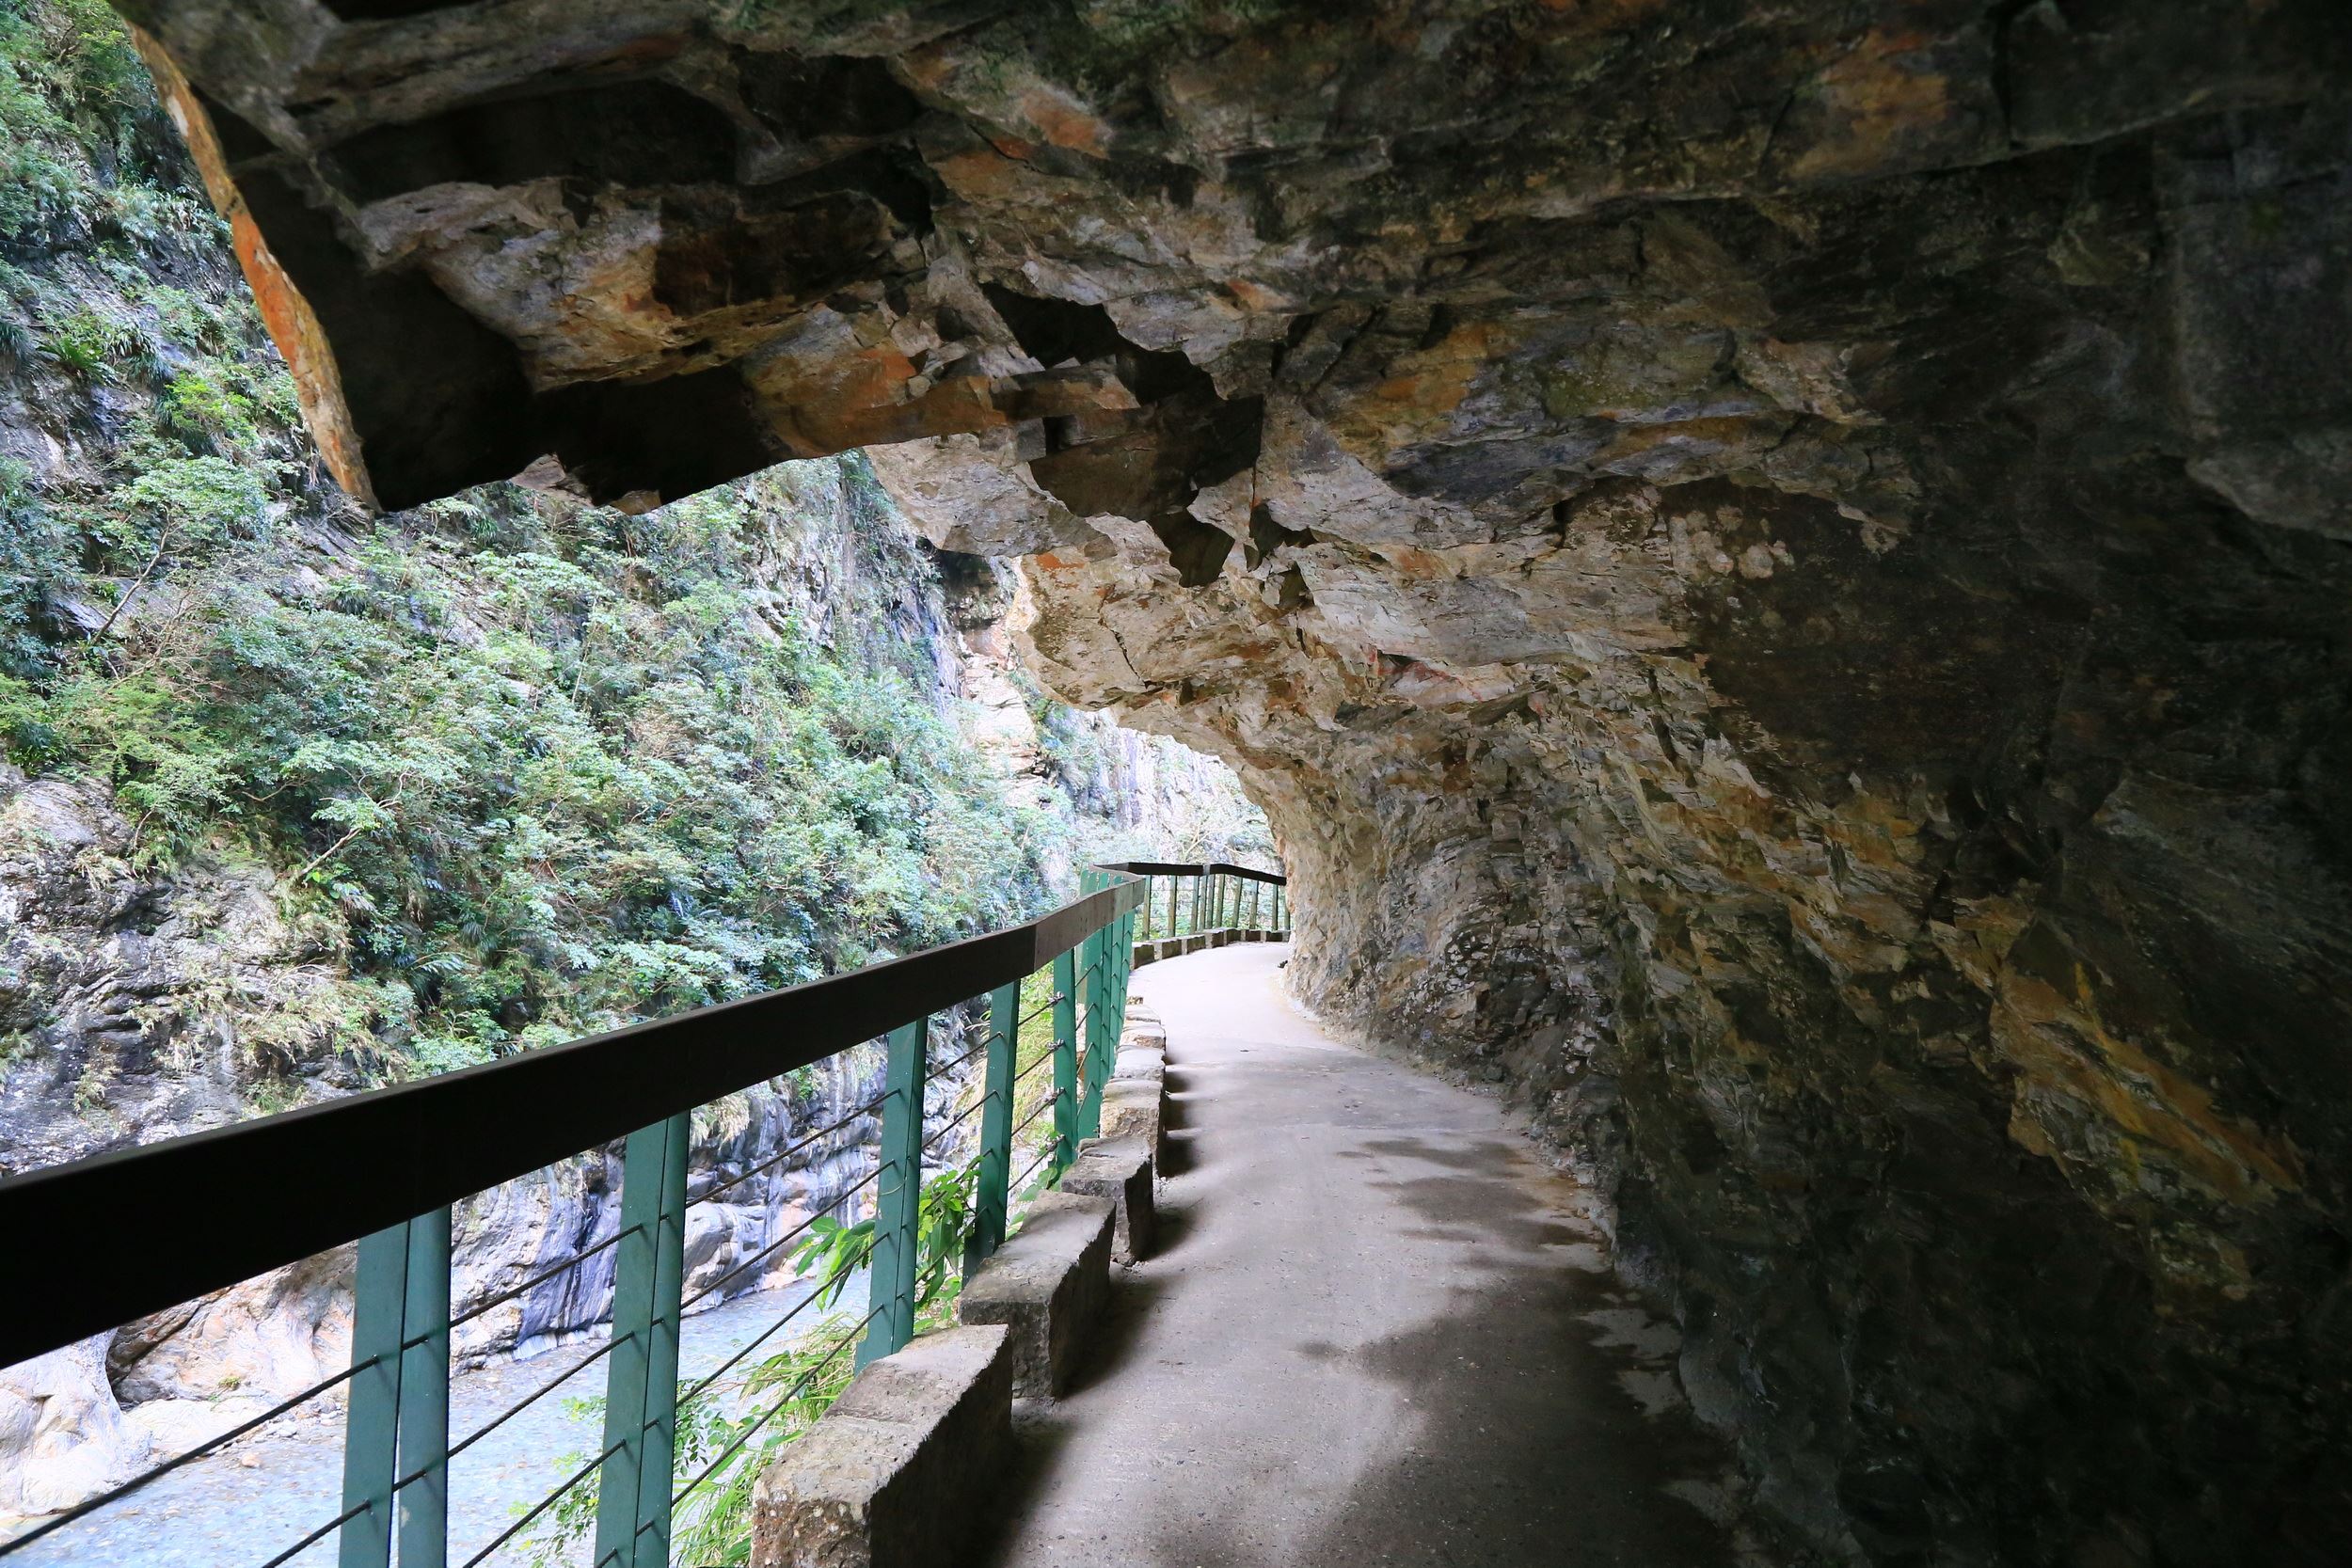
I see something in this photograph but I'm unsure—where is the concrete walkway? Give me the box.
[974,942,1759,1568]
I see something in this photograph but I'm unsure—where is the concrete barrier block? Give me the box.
[1060,1136,1155,1263]
[1112,1044,1164,1081]
[750,1323,1012,1568]
[958,1191,1113,1397]
[1100,1078,1166,1162]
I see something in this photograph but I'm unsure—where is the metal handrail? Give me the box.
[0,878,1134,1368]
[0,858,1284,1568]
[0,863,1276,1370]
[1115,858,1286,884]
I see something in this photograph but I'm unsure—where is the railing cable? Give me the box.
[672,1270,846,1413]
[433,1323,628,1475]
[664,1304,882,1513]
[918,1086,996,1156]
[692,1088,889,1208]
[1010,1091,1057,1145]
[254,1497,373,1568]
[1012,1046,1055,1088]
[680,1165,880,1315]
[458,1435,628,1568]
[449,1222,643,1332]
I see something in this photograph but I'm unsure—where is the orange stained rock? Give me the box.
[1375,319,1498,410]
[1783,28,1974,183]
[930,143,1038,203]
[134,32,378,512]
[1995,958,2305,1206]
[1016,84,1116,156]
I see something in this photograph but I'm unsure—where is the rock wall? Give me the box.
[934,549,1275,871]
[103,3,2352,1563]
[987,172,2352,1568]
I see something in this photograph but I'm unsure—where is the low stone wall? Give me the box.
[959,1192,1115,1397]
[749,1324,1014,1568]
[1132,927,1285,967]
[753,990,1177,1564]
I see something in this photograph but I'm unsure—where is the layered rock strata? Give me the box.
[113,2,2352,1562]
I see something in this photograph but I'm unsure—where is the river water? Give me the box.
[2,1273,867,1568]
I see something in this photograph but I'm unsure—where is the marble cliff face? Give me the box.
[108,2,2352,1561]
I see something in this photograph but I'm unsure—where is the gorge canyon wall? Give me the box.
[85,2,2352,1563]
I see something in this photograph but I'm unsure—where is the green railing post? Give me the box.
[966,983,1020,1274]
[859,1017,929,1368]
[594,1111,689,1568]
[396,1208,451,1568]
[1112,897,1135,1033]
[1052,943,1079,1174]
[339,1224,409,1568]
[1076,921,1105,1140]
[1093,887,1129,1105]
[340,1208,452,1568]
[1138,874,1153,941]
[1099,913,1120,1092]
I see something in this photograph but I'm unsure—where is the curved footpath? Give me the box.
[973,941,1769,1568]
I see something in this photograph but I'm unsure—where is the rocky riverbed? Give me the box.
[1,1272,866,1567]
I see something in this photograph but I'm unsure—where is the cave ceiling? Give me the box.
[109,1,2352,1562]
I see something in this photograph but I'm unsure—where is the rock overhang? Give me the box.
[108,2,2352,1562]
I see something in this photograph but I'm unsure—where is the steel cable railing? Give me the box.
[462,1435,628,1568]
[255,1497,373,1568]
[664,1302,883,1513]
[680,1165,882,1315]
[691,1088,891,1209]
[0,862,1282,1568]
[449,1223,642,1333]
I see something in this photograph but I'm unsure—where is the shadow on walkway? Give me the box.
[972,942,1764,1568]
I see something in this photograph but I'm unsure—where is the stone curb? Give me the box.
[1112,1043,1165,1080]
[1099,1077,1166,1161]
[750,1323,1013,1568]
[957,1191,1115,1398]
[1058,1135,1155,1264]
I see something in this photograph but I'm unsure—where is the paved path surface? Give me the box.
[975,942,1756,1568]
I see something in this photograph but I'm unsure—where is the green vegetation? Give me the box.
[3,451,1069,1081]
[529,1161,975,1567]
[0,0,1256,1546]
[0,0,187,248]
[0,0,1069,1092]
